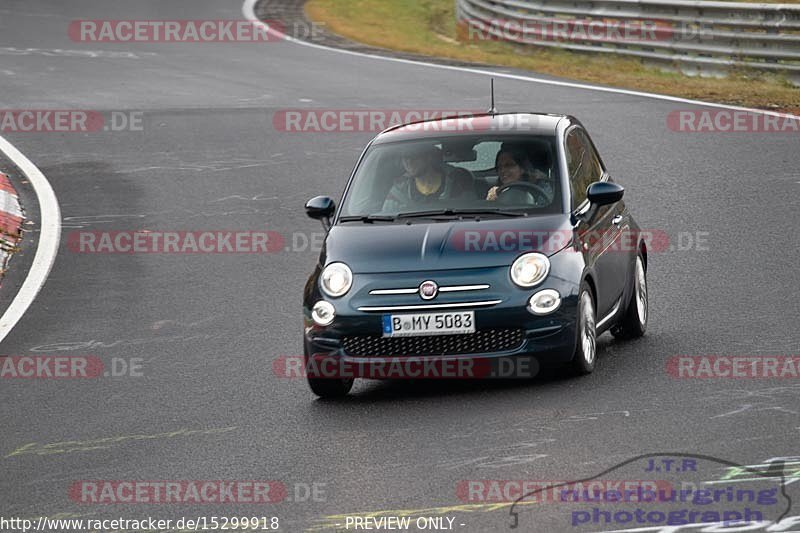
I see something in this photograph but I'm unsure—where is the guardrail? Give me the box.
[455,0,800,83]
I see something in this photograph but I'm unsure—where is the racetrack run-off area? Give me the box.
[0,0,798,532]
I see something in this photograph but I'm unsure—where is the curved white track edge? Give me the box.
[243,0,799,120]
[0,135,61,344]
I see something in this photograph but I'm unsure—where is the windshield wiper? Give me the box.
[396,208,526,219]
[340,209,527,223]
[338,214,397,223]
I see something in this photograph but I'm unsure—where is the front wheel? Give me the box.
[307,375,354,398]
[611,253,647,340]
[569,283,596,375]
[304,350,354,398]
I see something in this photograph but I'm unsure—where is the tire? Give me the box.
[304,350,354,398]
[611,253,648,340]
[569,283,597,375]
[307,375,354,398]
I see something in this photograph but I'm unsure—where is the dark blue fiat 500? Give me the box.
[302,113,648,397]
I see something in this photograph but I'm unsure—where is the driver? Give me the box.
[486,148,548,205]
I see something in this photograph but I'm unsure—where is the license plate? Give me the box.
[382,311,475,337]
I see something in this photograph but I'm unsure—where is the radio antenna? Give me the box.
[488,78,497,115]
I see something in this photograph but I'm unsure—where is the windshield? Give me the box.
[338,135,562,220]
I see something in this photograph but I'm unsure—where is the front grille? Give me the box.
[342,329,524,357]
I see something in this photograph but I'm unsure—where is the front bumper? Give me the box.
[303,264,581,366]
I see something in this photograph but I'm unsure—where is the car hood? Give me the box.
[323,214,574,273]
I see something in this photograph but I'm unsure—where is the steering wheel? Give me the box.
[496,181,550,206]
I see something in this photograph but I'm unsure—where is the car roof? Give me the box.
[372,112,571,144]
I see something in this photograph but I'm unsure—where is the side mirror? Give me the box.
[587,182,624,206]
[305,196,335,230]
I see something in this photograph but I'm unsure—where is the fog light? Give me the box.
[312,300,336,326]
[528,289,561,315]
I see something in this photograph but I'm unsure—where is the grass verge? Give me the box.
[305,0,800,114]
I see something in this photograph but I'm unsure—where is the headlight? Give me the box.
[510,253,550,288]
[320,262,352,298]
[528,289,561,315]
[311,300,336,326]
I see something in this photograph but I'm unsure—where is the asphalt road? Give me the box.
[0,1,799,532]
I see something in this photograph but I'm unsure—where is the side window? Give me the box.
[565,128,604,210]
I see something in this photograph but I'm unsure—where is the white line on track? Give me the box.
[0,135,61,344]
[242,0,799,120]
